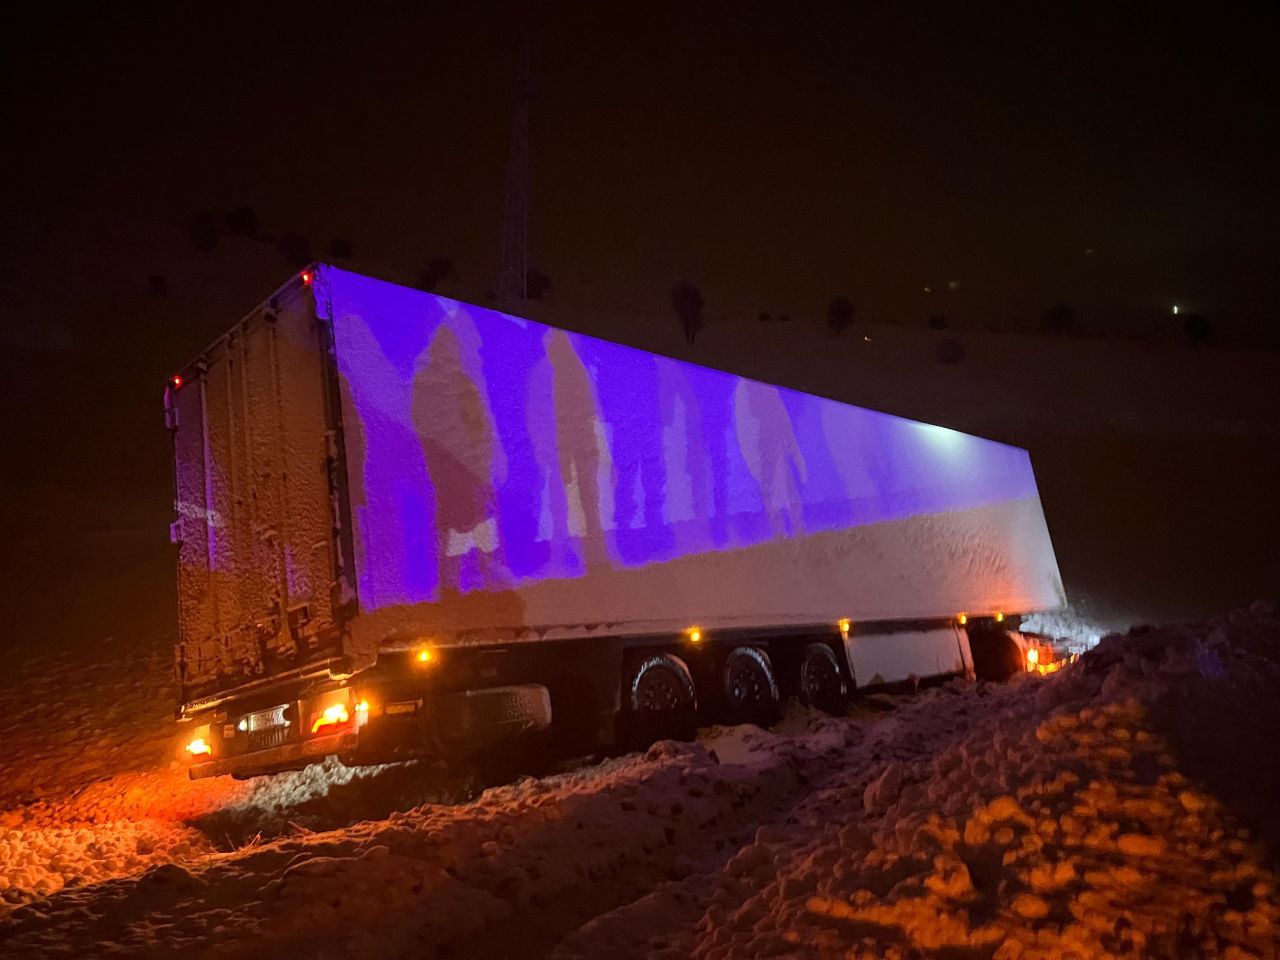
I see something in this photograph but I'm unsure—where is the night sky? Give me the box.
[2,3,1278,649]
[5,3,1278,329]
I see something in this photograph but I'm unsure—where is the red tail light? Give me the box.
[310,702,350,734]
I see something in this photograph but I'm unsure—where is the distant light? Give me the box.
[687,626,702,644]
[947,280,960,291]
[170,375,184,390]
[184,737,211,757]
[863,336,871,342]
[301,270,313,285]
[1172,305,1179,315]
[923,286,932,294]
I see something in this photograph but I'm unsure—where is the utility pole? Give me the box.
[497,27,530,306]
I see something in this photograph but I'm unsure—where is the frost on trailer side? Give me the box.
[313,266,1062,668]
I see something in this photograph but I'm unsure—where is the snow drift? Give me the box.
[1,603,1278,959]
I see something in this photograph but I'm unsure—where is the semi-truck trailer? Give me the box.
[168,265,1063,779]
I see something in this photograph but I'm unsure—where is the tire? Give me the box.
[720,646,780,725]
[620,653,698,748]
[798,642,849,714]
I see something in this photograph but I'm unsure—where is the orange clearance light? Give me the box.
[995,611,1005,623]
[310,702,350,734]
[838,618,851,639]
[1026,646,1040,668]
[957,613,968,626]
[415,647,436,665]
[184,737,211,758]
[687,627,702,644]
[300,270,313,285]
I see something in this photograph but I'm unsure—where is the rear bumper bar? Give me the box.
[189,729,355,779]
[187,683,553,780]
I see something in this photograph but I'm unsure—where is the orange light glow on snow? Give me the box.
[310,703,350,734]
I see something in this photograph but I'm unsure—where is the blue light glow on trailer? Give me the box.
[317,267,1039,612]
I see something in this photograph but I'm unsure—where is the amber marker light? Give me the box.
[838,618,851,639]
[687,626,702,644]
[185,737,211,757]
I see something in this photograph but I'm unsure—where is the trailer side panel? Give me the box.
[314,266,1063,664]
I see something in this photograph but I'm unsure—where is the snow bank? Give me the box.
[680,602,1280,959]
[0,722,840,956]
[2,605,1278,959]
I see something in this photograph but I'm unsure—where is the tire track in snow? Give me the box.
[0,696,946,959]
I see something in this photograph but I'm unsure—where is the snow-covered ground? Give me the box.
[1,604,1279,957]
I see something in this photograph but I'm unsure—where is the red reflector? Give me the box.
[171,375,183,389]
[300,270,313,285]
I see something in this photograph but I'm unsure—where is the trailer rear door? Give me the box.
[168,277,346,706]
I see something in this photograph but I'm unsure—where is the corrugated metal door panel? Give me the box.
[238,321,279,634]
[172,376,213,675]
[172,286,339,702]
[270,296,339,650]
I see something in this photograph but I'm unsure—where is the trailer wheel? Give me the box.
[721,646,780,724]
[621,653,697,748]
[799,642,848,714]
[629,653,697,713]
